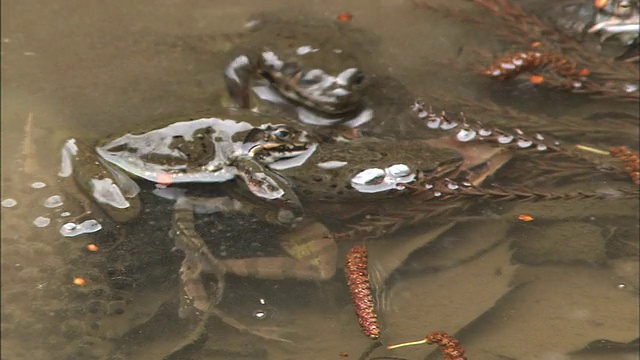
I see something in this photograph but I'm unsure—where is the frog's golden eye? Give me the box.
[595,0,610,9]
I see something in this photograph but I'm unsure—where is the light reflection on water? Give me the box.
[1,0,638,359]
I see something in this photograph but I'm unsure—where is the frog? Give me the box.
[168,100,621,318]
[56,113,323,328]
[221,15,415,137]
[541,0,639,55]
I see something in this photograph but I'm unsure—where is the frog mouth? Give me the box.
[251,142,318,170]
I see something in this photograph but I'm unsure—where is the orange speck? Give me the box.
[73,277,87,286]
[86,243,99,252]
[594,0,609,9]
[530,41,541,48]
[529,75,544,84]
[337,12,353,22]
[518,214,534,222]
[157,173,173,185]
[578,68,590,77]
[339,352,349,357]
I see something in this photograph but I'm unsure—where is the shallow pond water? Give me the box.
[2,1,638,359]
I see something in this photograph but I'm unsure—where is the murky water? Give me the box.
[2,1,638,359]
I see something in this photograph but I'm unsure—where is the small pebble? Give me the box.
[31,182,46,189]
[1,198,18,208]
[33,216,51,228]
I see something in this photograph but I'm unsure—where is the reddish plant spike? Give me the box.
[425,331,467,360]
[345,245,380,339]
[610,146,640,185]
[483,50,584,82]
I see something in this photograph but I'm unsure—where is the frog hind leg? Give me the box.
[171,198,227,316]
[221,221,338,281]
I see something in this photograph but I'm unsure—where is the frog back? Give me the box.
[96,117,255,184]
[277,138,461,203]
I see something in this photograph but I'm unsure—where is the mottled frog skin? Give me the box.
[223,15,392,134]
[58,114,317,222]
[542,0,639,50]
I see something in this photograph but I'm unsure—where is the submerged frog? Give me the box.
[58,115,321,316]
[543,0,639,53]
[169,102,620,317]
[223,15,379,131]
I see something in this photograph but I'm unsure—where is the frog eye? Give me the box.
[350,71,365,86]
[272,127,291,139]
[618,0,631,9]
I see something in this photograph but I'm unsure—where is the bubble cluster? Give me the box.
[60,220,102,237]
[351,164,415,193]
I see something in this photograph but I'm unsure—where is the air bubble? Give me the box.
[31,182,47,189]
[497,134,514,144]
[516,139,533,148]
[478,129,492,137]
[440,121,458,130]
[536,144,548,151]
[1,198,17,208]
[624,84,638,93]
[33,216,51,228]
[426,118,441,129]
[456,128,477,142]
[253,309,268,320]
[43,195,64,208]
[447,182,459,190]
[387,164,411,177]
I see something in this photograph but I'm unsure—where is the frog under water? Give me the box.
[164,100,631,319]
[58,96,634,347]
[542,0,639,56]
[221,15,419,138]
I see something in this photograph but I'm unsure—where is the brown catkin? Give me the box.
[345,245,380,339]
[483,50,586,81]
[425,331,467,360]
[610,146,640,185]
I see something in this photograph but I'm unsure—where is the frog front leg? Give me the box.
[224,54,254,109]
[169,194,318,343]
